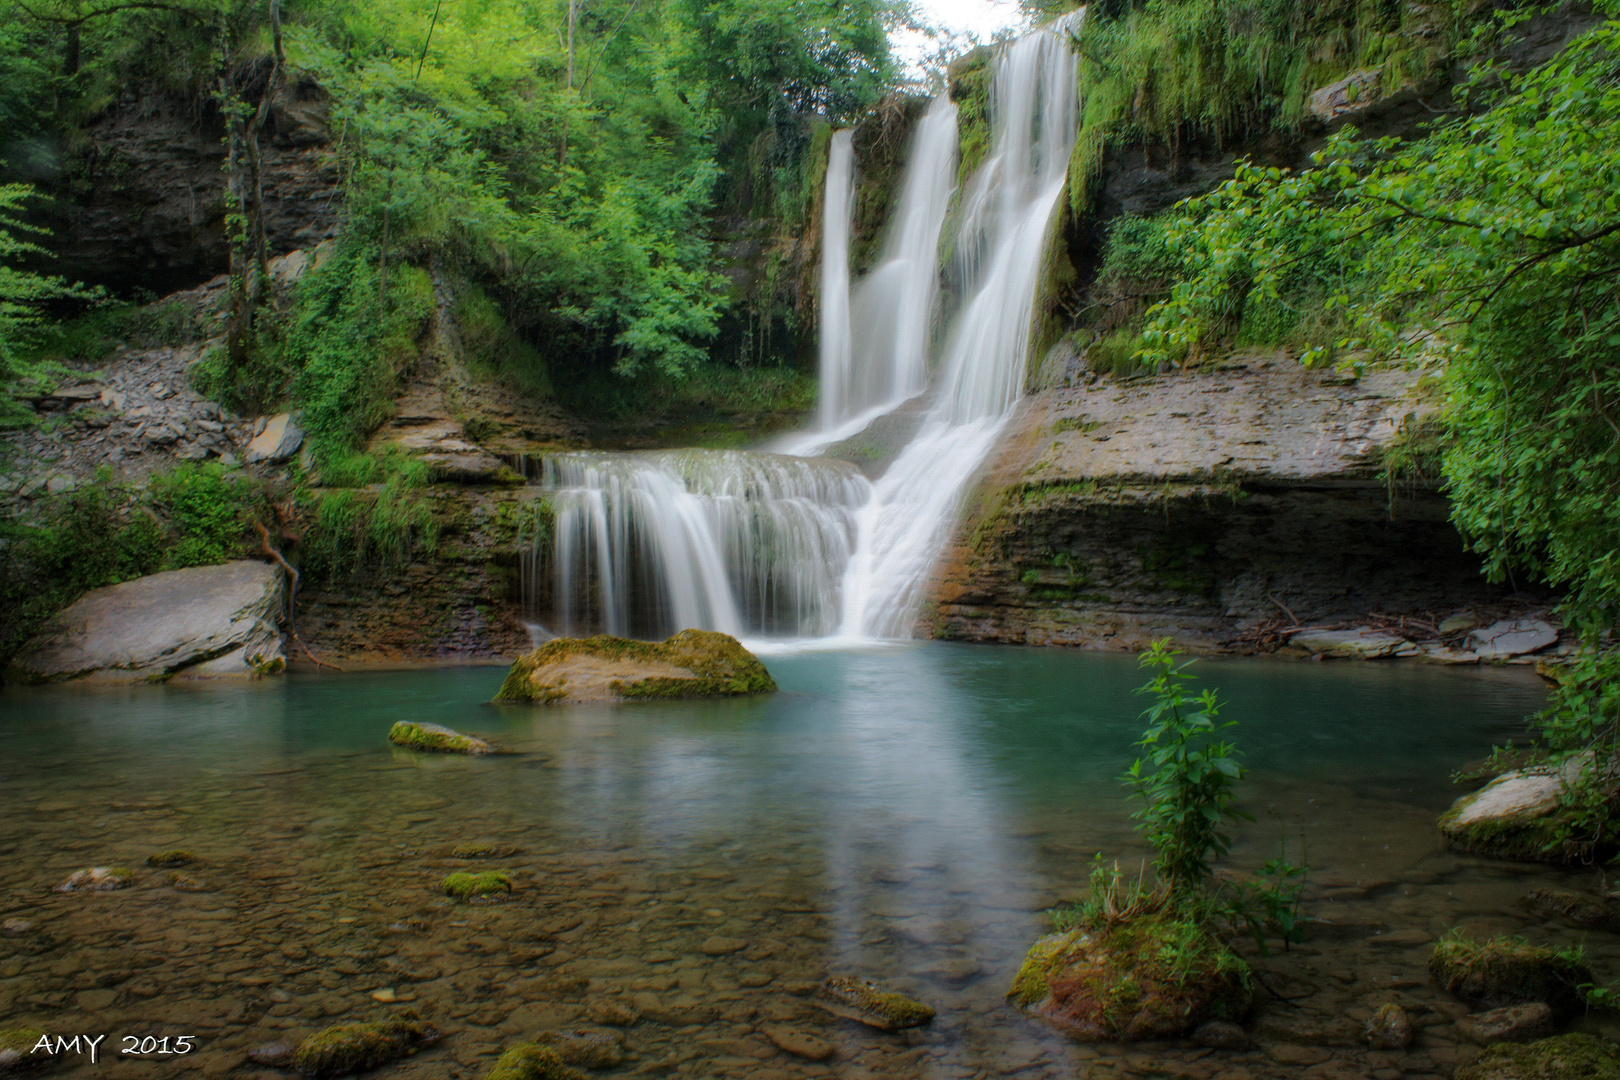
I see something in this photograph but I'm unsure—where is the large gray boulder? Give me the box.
[7,561,286,683]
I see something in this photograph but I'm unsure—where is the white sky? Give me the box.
[892,0,1028,79]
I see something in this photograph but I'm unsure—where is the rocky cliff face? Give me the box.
[926,349,1548,654]
[29,79,339,295]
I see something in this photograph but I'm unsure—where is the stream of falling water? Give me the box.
[523,14,1083,647]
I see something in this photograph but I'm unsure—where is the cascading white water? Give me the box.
[520,15,1082,647]
[527,451,871,640]
[840,15,1082,638]
[816,131,856,432]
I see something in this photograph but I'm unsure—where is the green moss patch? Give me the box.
[1008,915,1251,1041]
[0,1027,52,1072]
[443,870,514,900]
[814,975,934,1031]
[485,1042,587,1080]
[291,1012,444,1077]
[1455,1033,1620,1080]
[388,721,495,755]
[494,629,777,704]
[1429,933,1591,1018]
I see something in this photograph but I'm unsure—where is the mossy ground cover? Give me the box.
[1429,932,1592,1017]
[1455,1033,1620,1080]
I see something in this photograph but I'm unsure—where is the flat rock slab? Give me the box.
[1293,628,1418,659]
[9,560,285,683]
[1469,619,1559,659]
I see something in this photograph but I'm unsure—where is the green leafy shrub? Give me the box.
[300,451,438,581]
[147,462,265,569]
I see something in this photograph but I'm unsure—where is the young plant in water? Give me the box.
[1125,639,1249,892]
[1210,837,1309,956]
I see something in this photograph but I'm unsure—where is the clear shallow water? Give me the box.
[0,646,1612,1079]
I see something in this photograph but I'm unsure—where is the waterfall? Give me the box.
[817,130,856,432]
[526,451,871,641]
[518,15,1082,647]
[841,16,1082,638]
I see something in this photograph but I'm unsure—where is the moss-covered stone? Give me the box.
[1437,761,1608,863]
[168,871,208,892]
[146,850,195,867]
[494,629,777,705]
[533,1029,625,1068]
[450,841,518,859]
[388,721,495,755]
[53,866,133,892]
[814,975,934,1031]
[443,870,514,899]
[485,1043,586,1080]
[1007,915,1252,1042]
[1455,1033,1620,1080]
[0,1027,52,1073]
[291,1012,444,1077]
[1429,934,1591,1018]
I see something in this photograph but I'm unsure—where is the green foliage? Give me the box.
[300,450,437,581]
[0,184,99,428]
[1209,838,1308,956]
[1125,639,1249,892]
[147,462,263,568]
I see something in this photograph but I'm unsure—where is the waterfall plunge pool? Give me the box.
[3,645,1616,1078]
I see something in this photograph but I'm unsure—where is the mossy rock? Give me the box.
[1438,762,1609,863]
[1455,1033,1620,1080]
[533,1028,625,1068]
[1429,934,1591,1018]
[485,1043,586,1080]
[443,870,514,900]
[146,850,195,868]
[291,1012,444,1077]
[494,629,777,705]
[814,975,934,1031]
[53,866,133,892]
[1007,914,1252,1041]
[0,1027,52,1073]
[388,721,495,755]
[449,841,520,859]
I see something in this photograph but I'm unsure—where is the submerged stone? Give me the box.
[814,974,934,1031]
[450,841,519,858]
[1007,915,1251,1042]
[1429,934,1590,1018]
[388,721,495,755]
[585,1000,639,1026]
[291,1012,444,1077]
[53,867,132,892]
[146,850,195,868]
[1455,1033,1620,1080]
[485,1043,586,1080]
[494,629,777,704]
[1524,887,1620,932]
[533,1028,625,1068]
[1364,1002,1414,1049]
[443,870,514,899]
[1458,1003,1556,1046]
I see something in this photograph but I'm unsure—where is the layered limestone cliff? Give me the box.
[926,349,1550,655]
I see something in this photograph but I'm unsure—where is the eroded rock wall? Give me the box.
[927,352,1544,652]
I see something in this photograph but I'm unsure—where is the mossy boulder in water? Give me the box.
[146,850,195,868]
[1439,757,1610,862]
[1455,1033,1620,1080]
[533,1029,625,1068]
[443,870,513,899]
[1429,934,1591,1018]
[291,1012,444,1077]
[53,866,133,892]
[813,975,934,1030]
[494,629,777,704]
[485,1043,586,1080]
[388,721,495,755]
[0,1028,52,1073]
[1007,914,1252,1041]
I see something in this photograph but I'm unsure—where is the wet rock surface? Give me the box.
[6,560,285,684]
[496,630,777,704]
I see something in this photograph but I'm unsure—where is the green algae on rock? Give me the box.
[1429,933,1592,1018]
[1008,915,1252,1041]
[0,1027,52,1073]
[1438,760,1605,863]
[443,870,514,899]
[146,850,195,867]
[485,1043,586,1080]
[533,1028,625,1068]
[494,629,777,704]
[291,1012,445,1077]
[387,721,495,755]
[449,841,520,858]
[1455,1033,1620,1080]
[53,866,133,892]
[814,974,934,1031]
